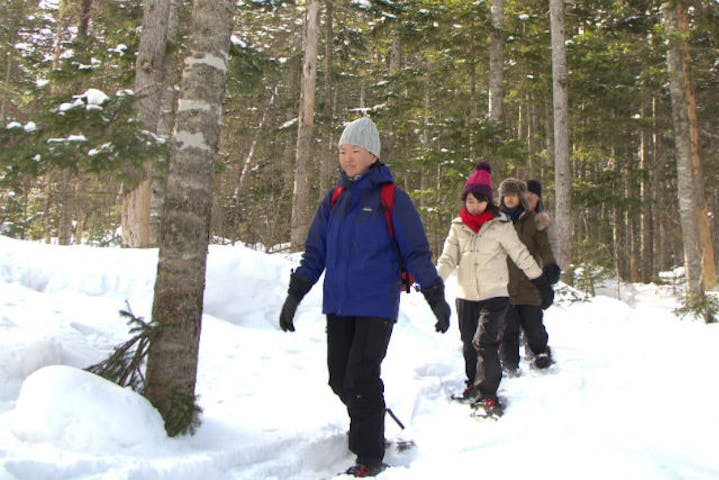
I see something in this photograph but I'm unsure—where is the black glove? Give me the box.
[279,273,313,332]
[421,282,451,333]
[543,264,561,285]
[530,273,555,310]
[279,295,299,332]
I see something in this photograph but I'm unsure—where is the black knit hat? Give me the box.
[527,179,542,198]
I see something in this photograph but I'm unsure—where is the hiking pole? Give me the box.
[385,408,405,430]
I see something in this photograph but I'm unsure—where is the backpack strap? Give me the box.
[329,186,344,208]
[380,183,396,237]
[380,183,415,292]
[329,181,414,292]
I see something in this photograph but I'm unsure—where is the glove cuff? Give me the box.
[288,273,313,301]
[421,281,445,304]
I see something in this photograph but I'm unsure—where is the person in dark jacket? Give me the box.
[526,179,561,272]
[498,178,560,373]
[279,116,451,478]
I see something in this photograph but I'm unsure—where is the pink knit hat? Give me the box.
[461,162,493,202]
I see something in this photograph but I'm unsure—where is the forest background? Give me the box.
[1,0,718,287]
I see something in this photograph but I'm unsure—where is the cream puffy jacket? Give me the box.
[437,213,543,302]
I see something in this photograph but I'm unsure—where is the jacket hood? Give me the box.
[534,211,551,231]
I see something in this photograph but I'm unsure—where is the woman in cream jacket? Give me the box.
[437,162,553,417]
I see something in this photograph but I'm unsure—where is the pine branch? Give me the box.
[86,301,159,393]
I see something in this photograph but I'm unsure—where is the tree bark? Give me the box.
[290,0,320,251]
[149,0,181,245]
[662,2,704,301]
[674,5,717,290]
[488,0,504,122]
[639,104,653,282]
[549,0,572,270]
[122,0,173,248]
[145,0,234,436]
[319,0,335,200]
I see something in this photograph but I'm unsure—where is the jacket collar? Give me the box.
[338,162,394,189]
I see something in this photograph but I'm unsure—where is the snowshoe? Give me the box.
[450,381,475,403]
[469,394,505,420]
[341,462,389,477]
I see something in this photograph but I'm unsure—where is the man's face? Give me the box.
[339,145,376,177]
[527,192,539,211]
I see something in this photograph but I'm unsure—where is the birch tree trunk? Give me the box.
[662,2,704,302]
[549,0,572,270]
[290,0,320,251]
[144,0,234,436]
[121,0,173,248]
[488,0,504,122]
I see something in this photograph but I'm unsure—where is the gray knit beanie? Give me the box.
[338,117,381,159]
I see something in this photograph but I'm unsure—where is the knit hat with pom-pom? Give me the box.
[461,162,493,202]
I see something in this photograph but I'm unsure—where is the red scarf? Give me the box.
[459,207,494,233]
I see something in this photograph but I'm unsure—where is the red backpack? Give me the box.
[329,183,415,293]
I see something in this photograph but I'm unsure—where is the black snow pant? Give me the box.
[456,297,509,397]
[327,315,393,467]
[500,304,548,369]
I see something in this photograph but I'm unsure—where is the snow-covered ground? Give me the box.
[1,235,717,480]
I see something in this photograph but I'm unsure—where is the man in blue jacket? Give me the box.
[279,116,451,477]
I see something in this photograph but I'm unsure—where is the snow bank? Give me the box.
[10,365,166,453]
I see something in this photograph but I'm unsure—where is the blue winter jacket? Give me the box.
[293,163,442,321]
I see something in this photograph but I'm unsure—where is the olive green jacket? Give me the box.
[506,209,557,306]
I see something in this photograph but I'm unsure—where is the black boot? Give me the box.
[532,346,553,369]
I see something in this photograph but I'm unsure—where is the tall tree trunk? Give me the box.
[468,61,477,162]
[290,0,320,251]
[319,0,335,200]
[549,0,572,270]
[653,98,671,272]
[150,0,181,245]
[145,0,234,436]
[639,104,653,282]
[57,170,73,245]
[122,0,173,247]
[0,0,21,123]
[488,0,504,122]
[674,5,717,290]
[662,2,704,303]
[383,32,401,162]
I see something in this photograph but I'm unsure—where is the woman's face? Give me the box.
[339,144,377,178]
[503,193,520,209]
[465,193,488,215]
